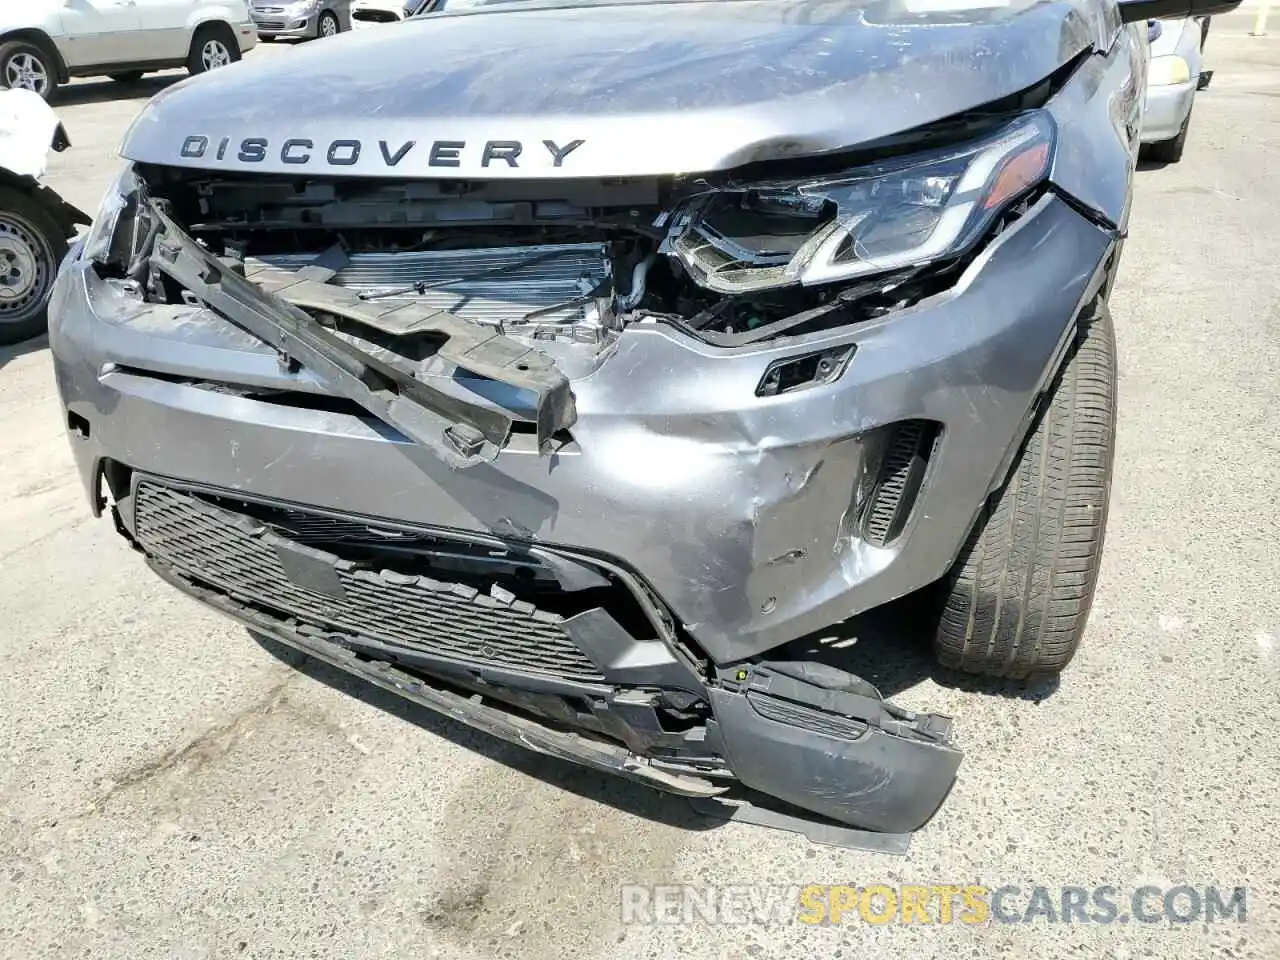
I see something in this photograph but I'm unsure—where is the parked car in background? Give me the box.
[251,0,352,39]
[0,89,87,345]
[0,1,256,102]
[351,0,416,28]
[351,0,476,27]
[1142,16,1212,162]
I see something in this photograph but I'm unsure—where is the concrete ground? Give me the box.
[2,16,1278,960]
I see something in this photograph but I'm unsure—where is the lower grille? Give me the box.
[132,482,607,682]
[254,20,288,29]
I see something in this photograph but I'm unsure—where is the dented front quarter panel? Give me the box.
[1045,17,1147,230]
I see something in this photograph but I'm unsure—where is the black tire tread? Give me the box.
[934,304,1116,680]
[317,11,340,38]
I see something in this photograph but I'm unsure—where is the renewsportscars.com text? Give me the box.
[619,884,1248,926]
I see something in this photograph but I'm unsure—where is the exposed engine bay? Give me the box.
[137,168,914,348]
[111,107,1053,368]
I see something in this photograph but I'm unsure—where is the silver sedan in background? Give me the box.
[1142,16,1212,163]
[250,0,352,40]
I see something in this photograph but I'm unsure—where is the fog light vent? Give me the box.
[861,419,940,547]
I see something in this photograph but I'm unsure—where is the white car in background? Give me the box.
[1142,16,1213,163]
[0,0,257,102]
[0,89,88,344]
[351,0,480,29]
[350,0,415,28]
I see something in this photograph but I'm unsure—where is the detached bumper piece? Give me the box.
[706,663,961,836]
[122,476,960,840]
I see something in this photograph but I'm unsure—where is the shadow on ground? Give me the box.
[784,594,1061,703]
[52,75,185,108]
[0,333,48,373]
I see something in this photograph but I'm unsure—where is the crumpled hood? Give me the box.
[122,0,1111,179]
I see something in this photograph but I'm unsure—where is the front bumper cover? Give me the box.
[251,10,320,38]
[173,568,963,833]
[132,485,961,834]
[49,193,1114,833]
[50,194,1115,665]
[1141,80,1196,143]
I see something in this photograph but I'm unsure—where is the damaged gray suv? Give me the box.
[48,0,1238,835]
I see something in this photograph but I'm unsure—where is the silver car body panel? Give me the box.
[249,0,352,38]
[125,0,1118,181]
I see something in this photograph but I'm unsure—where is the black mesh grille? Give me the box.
[862,420,938,548]
[133,482,606,682]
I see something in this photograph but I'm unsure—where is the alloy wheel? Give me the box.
[201,39,232,71]
[4,52,49,96]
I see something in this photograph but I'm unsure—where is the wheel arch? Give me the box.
[187,18,238,43]
[0,169,90,237]
[979,243,1116,515]
[0,29,70,85]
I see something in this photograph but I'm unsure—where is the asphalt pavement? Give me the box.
[1,17,1278,960]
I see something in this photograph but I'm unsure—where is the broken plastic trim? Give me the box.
[143,203,577,468]
[150,561,730,799]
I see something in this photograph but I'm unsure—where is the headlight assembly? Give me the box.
[81,163,143,268]
[669,111,1056,294]
[1148,55,1192,86]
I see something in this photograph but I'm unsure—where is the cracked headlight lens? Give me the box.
[672,111,1055,293]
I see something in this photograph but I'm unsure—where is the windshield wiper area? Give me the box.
[145,204,577,469]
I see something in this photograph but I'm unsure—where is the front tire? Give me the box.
[933,304,1117,680]
[317,11,341,38]
[187,24,241,77]
[0,40,59,102]
[0,187,68,346]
